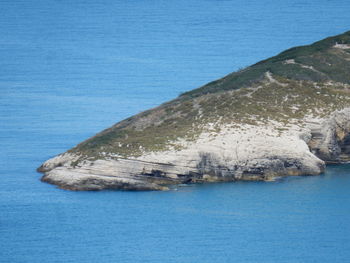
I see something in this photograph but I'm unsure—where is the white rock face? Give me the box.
[308,108,350,162]
[334,43,350,49]
[38,153,80,172]
[38,108,350,191]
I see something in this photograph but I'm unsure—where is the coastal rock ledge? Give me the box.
[38,31,350,191]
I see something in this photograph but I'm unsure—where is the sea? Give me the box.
[1,0,350,262]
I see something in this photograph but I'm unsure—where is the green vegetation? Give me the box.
[181,30,350,98]
[69,31,350,160]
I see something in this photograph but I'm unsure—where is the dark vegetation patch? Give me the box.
[180,30,350,98]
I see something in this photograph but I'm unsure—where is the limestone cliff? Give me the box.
[38,31,350,190]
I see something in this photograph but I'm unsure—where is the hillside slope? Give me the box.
[38,31,350,190]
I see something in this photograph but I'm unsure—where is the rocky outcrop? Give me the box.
[38,109,350,191]
[37,31,350,191]
[308,108,350,163]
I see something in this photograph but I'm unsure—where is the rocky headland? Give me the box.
[38,31,350,191]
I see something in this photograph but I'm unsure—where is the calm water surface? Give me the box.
[1,0,350,262]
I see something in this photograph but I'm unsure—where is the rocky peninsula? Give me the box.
[38,31,350,191]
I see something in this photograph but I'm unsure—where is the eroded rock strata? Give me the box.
[38,31,350,190]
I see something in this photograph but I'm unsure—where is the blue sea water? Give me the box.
[1,0,350,262]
